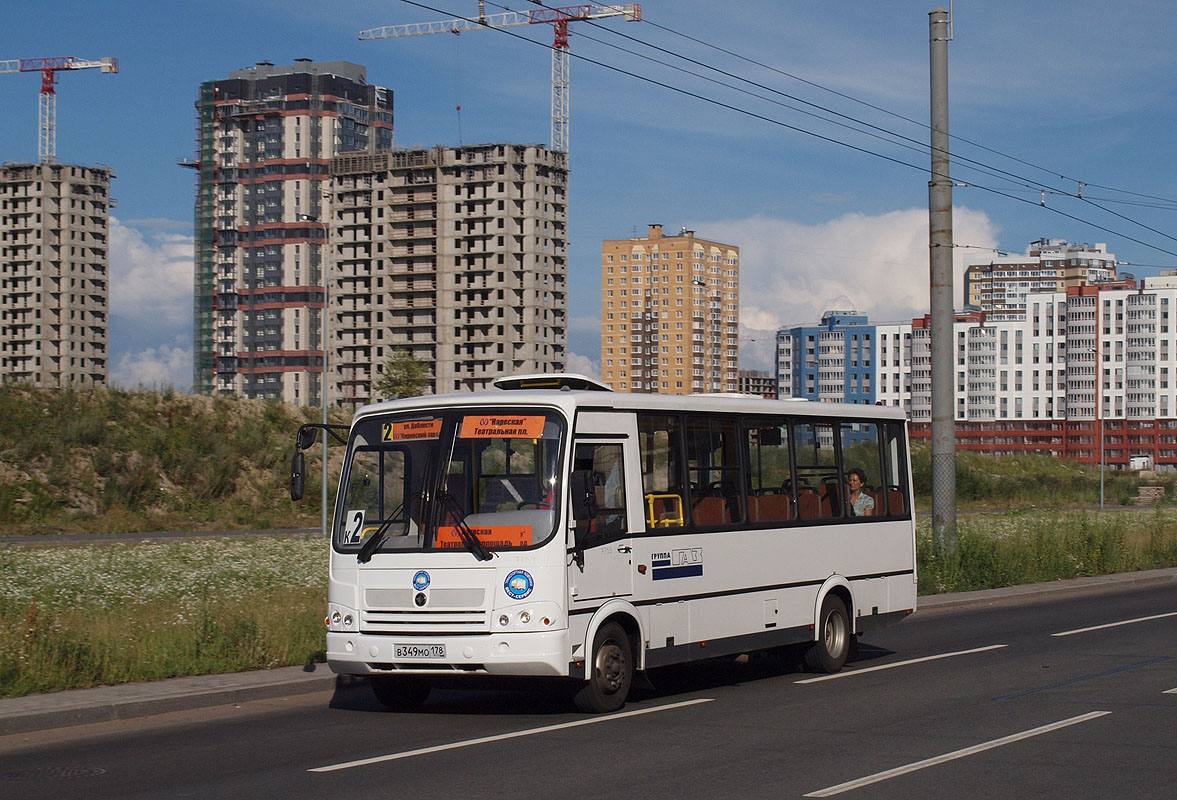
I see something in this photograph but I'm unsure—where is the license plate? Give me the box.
[394,643,446,659]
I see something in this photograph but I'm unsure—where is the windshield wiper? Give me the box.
[356,501,404,564]
[437,490,493,561]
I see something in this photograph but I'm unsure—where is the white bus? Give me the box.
[290,374,916,713]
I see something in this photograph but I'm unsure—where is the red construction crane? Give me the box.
[360,3,640,154]
[0,56,119,163]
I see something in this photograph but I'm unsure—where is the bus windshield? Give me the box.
[335,408,566,557]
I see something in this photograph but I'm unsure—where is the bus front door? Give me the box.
[568,438,637,602]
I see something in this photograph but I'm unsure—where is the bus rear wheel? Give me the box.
[370,675,432,711]
[573,622,632,713]
[804,595,851,673]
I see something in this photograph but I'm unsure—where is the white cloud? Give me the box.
[111,343,192,392]
[109,217,193,323]
[699,206,1000,332]
[566,351,600,379]
[108,217,195,389]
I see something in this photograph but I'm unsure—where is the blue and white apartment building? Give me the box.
[776,310,876,404]
[776,274,1177,469]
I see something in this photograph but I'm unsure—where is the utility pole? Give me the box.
[929,7,956,554]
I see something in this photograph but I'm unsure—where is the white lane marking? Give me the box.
[1164,688,1177,694]
[794,644,1008,684]
[1051,611,1177,637]
[803,711,1111,797]
[308,697,714,772]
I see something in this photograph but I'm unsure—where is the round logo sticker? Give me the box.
[412,570,430,591]
[504,569,534,600]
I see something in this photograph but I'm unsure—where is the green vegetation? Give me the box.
[917,507,1177,595]
[0,537,326,698]
[909,442,1168,509]
[0,385,349,535]
[372,350,431,400]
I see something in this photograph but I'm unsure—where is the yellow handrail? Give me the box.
[644,493,684,528]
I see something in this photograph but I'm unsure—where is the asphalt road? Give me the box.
[2,580,1175,799]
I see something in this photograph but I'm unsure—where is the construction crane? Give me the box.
[360,2,641,154]
[0,56,119,163]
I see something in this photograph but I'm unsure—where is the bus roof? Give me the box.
[357,374,909,424]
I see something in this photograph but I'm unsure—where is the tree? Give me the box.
[373,351,431,399]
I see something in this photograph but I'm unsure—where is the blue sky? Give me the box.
[4,1,1176,388]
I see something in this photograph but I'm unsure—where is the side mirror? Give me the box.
[570,469,596,522]
[290,451,306,501]
[296,426,318,451]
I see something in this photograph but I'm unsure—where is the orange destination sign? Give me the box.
[436,525,532,549]
[459,415,545,439]
[382,419,443,442]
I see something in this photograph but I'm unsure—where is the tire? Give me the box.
[804,595,851,673]
[573,621,632,713]
[369,675,432,711]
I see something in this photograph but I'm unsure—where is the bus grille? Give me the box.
[362,587,489,634]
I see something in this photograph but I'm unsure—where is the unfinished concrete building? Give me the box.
[0,162,112,387]
[328,143,568,406]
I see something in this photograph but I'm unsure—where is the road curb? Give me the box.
[918,566,1177,610]
[0,665,335,736]
[4,568,1176,736]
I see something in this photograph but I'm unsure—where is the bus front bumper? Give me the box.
[326,629,570,678]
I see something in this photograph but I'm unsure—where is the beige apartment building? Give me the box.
[601,224,739,394]
[0,162,112,387]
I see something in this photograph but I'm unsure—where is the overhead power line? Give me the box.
[396,1,1177,258]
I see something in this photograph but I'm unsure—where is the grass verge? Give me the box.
[0,536,326,698]
[917,507,1177,594]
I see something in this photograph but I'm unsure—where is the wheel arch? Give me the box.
[813,575,854,639]
[577,599,644,679]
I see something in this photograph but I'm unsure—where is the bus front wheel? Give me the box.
[370,675,432,711]
[804,595,851,673]
[574,622,632,713]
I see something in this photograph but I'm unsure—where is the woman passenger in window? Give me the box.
[846,468,874,517]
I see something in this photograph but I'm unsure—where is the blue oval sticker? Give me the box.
[412,570,430,591]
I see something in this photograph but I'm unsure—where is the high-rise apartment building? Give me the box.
[327,143,568,405]
[871,278,1177,467]
[192,59,393,402]
[601,224,739,394]
[963,239,1116,320]
[1,162,112,386]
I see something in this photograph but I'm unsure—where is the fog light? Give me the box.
[499,614,510,627]
[520,611,531,624]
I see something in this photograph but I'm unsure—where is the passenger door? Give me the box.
[567,415,641,602]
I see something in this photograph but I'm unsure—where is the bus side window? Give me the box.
[685,416,744,526]
[744,420,795,524]
[883,423,909,516]
[637,414,685,530]
[840,421,884,518]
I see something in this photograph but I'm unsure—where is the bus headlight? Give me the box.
[519,611,531,624]
[327,603,358,632]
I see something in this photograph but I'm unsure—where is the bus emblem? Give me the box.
[504,570,534,600]
[412,571,430,591]
[651,548,704,581]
